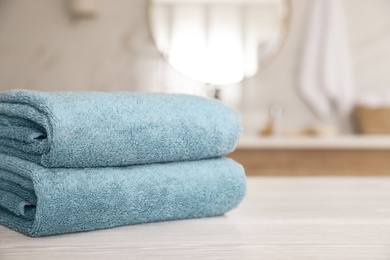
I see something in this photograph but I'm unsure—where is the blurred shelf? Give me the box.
[237,135,390,150]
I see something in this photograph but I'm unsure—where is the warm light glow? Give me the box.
[151,0,288,85]
[206,6,244,84]
[168,5,244,85]
[169,6,209,83]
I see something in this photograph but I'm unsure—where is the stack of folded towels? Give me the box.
[0,89,246,237]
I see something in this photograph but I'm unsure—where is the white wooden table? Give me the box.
[1,177,390,259]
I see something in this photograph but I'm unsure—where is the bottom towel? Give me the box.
[0,154,246,237]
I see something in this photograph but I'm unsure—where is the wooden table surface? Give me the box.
[1,177,390,259]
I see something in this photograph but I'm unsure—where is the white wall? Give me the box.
[345,0,390,94]
[0,0,161,92]
[0,0,389,134]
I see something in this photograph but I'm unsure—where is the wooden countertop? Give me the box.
[1,177,390,259]
[238,135,390,149]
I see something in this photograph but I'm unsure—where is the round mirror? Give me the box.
[148,0,291,85]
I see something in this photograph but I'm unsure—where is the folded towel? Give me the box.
[0,90,241,167]
[0,154,246,237]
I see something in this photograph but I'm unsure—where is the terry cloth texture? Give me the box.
[0,90,241,167]
[0,154,246,237]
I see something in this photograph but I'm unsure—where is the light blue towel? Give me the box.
[0,90,241,167]
[0,154,246,237]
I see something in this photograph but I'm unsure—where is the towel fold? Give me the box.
[0,90,241,167]
[0,154,246,237]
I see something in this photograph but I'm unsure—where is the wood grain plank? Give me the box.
[1,178,390,259]
[227,149,390,176]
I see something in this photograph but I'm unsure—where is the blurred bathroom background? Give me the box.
[2,0,390,175]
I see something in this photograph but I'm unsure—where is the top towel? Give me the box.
[0,90,241,168]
